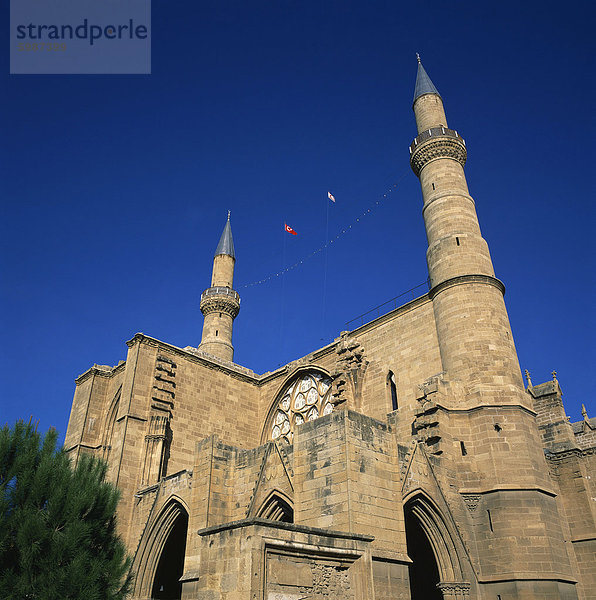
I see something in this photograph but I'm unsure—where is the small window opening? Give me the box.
[219,312,222,318]
[456,237,460,246]
[487,509,494,532]
[215,330,219,337]
[388,371,398,411]
[494,423,502,434]
[460,441,467,456]
[431,183,435,190]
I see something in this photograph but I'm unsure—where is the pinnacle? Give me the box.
[413,54,441,103]
[214,214,235,258]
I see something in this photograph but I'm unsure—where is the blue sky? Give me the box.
[1,0,594,440]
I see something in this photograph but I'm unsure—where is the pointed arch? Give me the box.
[132,497,189,599]
[387,370,398,411]
[101,386,121,462]
[405,492,464,582]
[404,492,473,599]
[256,490,294,523]
[261,366,333,444]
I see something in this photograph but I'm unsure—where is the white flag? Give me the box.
[328,191,336,202]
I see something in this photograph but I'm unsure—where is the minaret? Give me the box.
[410,54,524,405]
[409,58,577,596]
[198,212,240,361]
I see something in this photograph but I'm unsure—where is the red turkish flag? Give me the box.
[284,223,297,235]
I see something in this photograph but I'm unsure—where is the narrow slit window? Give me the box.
[456,237,460,246]
[431,183,435,190]
[460,441,467,456]
[215,330,219,336]
[388,371,398,411]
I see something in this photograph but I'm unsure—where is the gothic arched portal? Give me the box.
[132,499,189,600]
[404,493,472,600]
[405,505,442,600]
[151,509,188,599]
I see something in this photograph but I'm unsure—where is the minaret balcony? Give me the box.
[409,127,467,176]
[200,286,241,318]
[200,286,241,304]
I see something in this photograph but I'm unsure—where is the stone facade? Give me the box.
[64,61,594,599]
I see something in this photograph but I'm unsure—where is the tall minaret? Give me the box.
[198,212,240,361]
[409,58,577,596]
[410,54,525,405]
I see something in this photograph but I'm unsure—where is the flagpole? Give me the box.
[322,195,329,335]
[279,221,287,360]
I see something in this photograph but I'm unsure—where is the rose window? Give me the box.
[270,372,333,444]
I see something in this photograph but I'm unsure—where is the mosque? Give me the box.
[65,58,595,599]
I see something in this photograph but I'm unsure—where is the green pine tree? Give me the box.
[0,419,132,600]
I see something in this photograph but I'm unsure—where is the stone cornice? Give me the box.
[75,362,120,385]
[545,447,595,461]
[431,402,537,418]
[429,274,505,300]
[118,293,431,389]
[476,573,577,584]
[126,332,341,388]
[458,486,557,498]
[197,516,375,542]
[422,190,476,217]
[127,333,260,383]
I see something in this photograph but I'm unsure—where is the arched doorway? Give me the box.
[405,506,442,599]
[132,499,190,600]
[404,493,470,600]
[151,509,188,599]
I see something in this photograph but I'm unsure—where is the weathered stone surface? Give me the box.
[64,61,593,600]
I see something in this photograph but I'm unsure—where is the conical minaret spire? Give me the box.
[413,53,441,103]
[198,213,240,361]
[214,210,235,258]
[411,55,448,132]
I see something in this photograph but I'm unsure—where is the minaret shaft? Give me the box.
[411,69,525,404]
[414,93,448,132]
[211,254,235,288]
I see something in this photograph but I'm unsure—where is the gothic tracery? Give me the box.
[270,372,333,443]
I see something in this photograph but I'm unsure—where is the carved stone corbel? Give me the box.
[331,332,368,409]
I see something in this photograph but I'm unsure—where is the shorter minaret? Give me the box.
[198,212,240,361]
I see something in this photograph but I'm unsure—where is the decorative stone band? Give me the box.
[428,274,506,301]
[410,126,464,150]
[410,134,467,176]
[437,581,471,598]
[199,288,241,318]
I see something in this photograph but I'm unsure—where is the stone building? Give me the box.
[64,58,595,600]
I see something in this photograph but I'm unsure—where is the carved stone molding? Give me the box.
[152,355,177,413]
[413,373,445,454]
[141,414,171,486]
[437,581,471,599]
[199,294,240,318]
[461,494,481,512]
[410,137,467,176]
[331,332,368,408]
